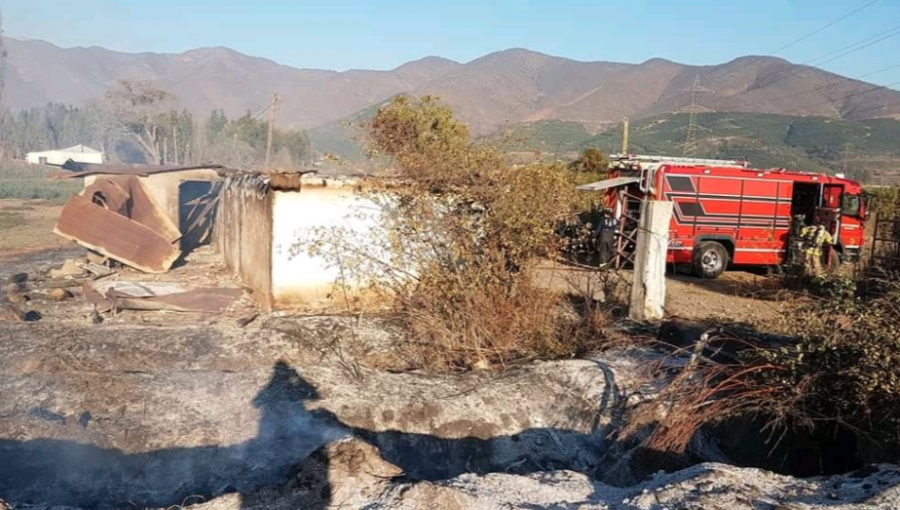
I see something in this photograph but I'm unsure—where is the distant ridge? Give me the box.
[4,38,899,133]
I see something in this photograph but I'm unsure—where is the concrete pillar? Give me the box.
[629,200,673,321]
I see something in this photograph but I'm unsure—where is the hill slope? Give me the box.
[4,39,900,134]
[574,113,900,183]
[309,109,900,184]
[2,38,461,130]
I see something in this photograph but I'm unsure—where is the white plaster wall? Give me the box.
[27,151,104,166]
[271,186,387,307]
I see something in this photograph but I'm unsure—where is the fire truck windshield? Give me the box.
[841,194,862,217]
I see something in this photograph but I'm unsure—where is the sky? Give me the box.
[2,0,900,88]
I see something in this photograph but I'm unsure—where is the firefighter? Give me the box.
[789,215,807,267]
[800,224,834,276]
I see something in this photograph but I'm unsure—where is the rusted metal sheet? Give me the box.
[85,281,242,313]
[55,175,183,272]
[82,176,182,242]
[55,195,180,273]
[52,161,224,179]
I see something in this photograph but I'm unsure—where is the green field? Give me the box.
[0,161,82,204]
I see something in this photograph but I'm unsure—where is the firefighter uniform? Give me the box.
[800,225,834,276]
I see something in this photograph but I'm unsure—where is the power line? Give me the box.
[252,103,272,120]
[784,79,900,115]
[718,0,883,82]
[736,61,900,107]
[768,0,882,56]
[746,23,900,93]
[685,80,900,157]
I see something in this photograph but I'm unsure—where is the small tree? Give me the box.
[299,96,605,372]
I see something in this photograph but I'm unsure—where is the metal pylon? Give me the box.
[677,75,714,157]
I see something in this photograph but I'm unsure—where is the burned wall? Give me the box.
[216,174,274,309]
[270,179,387,309]
[84,168,220,242]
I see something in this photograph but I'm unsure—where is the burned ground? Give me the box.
[0,201,897,510]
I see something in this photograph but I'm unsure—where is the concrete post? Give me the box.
[629,200,673,321]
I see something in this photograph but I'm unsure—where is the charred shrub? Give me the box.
[302,96,609,371]
[633,272,900,468]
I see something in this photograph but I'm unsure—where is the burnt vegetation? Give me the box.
[301,95,612,372]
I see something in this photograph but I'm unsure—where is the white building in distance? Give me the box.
[26,145,105,166]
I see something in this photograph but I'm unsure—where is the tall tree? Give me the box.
[206,109,228,142]
[103,79,176,164]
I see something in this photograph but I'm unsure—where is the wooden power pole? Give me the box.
[265,91,280,171]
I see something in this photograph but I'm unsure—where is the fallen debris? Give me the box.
[89,305,103,324]
[237,312,260,328]
[49,259,87,279]
[6,292,29,304]
[47,288,73,302]
[7,273,27,285]
[86,251,109,265]
[2,282,24,294]
[85,281,243,313]
[0,304,26,321]
[54,176,182,273]
[80,262,115,279]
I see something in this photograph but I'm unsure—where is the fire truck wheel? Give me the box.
[692,241,729,279]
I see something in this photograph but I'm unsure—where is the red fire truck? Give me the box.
[581,155,870,278]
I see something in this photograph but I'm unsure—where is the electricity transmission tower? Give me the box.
[677,76,714,157]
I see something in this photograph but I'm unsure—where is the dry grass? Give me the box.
[0,199,71,255]
[629,272,900,456]
[400,277,609,372]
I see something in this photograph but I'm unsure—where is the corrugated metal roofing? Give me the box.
[53,161,224,179]
[575,176,641,191]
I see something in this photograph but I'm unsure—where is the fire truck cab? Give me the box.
[581,155,869,278]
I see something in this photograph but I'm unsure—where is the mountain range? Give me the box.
[4,37,900,136]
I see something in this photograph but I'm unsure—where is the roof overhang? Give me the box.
[575,176,641,191]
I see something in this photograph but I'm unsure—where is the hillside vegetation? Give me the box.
[503,113,900,182]
[311,110,900,183]
[588,113,900,182]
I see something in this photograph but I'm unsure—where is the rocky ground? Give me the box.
[0,205,897,509]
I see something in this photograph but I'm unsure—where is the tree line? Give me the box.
[0,79,312,169]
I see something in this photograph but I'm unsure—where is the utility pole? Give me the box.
[173,126,179,165]
[265,91,280,171]
[621,117,630,155]
[677,75,714,157]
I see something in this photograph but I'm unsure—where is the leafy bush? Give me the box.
[868,185,899,220]
[301,96,608,371]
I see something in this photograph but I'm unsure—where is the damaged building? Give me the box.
[216,172,383,311]
[52,163,384,311]
[53,162,223,273]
